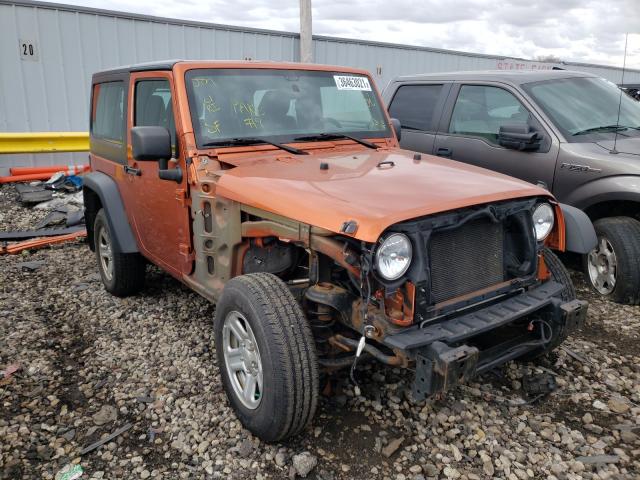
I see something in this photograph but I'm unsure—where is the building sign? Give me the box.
[19,39,39,61]
[496,60,553,71]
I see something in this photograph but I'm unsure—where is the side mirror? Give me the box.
[498,124,541,151]
[390,118,402,142]
[131,126,182,183]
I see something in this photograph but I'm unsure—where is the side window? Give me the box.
[93,82,125,142]
[135,80,176,150]
[388,84,443,131]
[449,85,530,144]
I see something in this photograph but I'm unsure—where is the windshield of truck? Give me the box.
[523,76,640,141]
[185,69,390,148]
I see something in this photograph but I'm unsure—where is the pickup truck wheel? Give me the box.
[519,248,575,360]
[94,209,145,297]
[214,273,319,442]
[585,217,640,305]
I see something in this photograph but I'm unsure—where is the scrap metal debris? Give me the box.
[15,260,45,272]
[34,208,69,229]
[15,184,53,205]
[522,372,557,403]
[0,226,86,241]
[560,344,595,366]
[79,423,133,456]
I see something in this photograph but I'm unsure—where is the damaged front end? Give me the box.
[302,197,588,401]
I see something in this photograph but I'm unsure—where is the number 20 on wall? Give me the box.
[19,39,38,61]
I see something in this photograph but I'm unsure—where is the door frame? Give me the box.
[436,81,559,151]
[124,70,193,277]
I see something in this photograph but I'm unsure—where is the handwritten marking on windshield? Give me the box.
[203,96,221,113]
[205,120,221,134]
[192,78,215,88]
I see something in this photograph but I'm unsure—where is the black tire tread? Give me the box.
[94,209,145,297]
[590,217,640,305]
[542,247,575,352]
[520,248,575,360]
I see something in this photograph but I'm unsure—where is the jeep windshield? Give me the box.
[185,69,390,149]
[522,76,640,142]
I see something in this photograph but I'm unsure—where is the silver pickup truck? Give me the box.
[383,70,640,304]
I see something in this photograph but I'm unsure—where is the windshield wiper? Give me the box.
[572,125,634,136]
[201,138,308,155]
[294,133,379,149]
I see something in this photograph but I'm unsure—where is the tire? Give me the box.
[584,217,640,305]
[214,273,319,442]
[93,209,146,297]
[520,248,575,360]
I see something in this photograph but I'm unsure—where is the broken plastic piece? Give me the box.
[54,464,83,480]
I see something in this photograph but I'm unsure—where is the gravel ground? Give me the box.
[1,183,639,480]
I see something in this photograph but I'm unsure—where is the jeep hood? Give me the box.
[215,148,549,242]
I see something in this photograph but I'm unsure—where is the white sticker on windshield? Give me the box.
[334,75,372,91]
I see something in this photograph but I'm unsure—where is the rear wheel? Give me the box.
[585,217,640,305]
[520,248,575,360]
[94,209,146,297]
[214,273,319,442]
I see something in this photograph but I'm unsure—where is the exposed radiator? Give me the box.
[429,218,504,304]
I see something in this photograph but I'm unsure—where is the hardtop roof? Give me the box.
[92,60,371,79]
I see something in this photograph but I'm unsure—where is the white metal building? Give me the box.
[1,0,639,173]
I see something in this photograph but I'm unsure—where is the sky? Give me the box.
[47,0,640,69]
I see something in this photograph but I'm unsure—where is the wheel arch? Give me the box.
[82,172,139,253]
[584,198,640,222]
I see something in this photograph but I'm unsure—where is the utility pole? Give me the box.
[299,0,313,63]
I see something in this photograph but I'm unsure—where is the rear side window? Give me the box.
[388,84,443,131]
[93,82,125,142]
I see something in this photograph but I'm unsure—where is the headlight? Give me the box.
[375,233,412,281]
[533,203,554,241]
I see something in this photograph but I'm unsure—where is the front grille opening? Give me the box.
[504,212,536,278]
[430,218,504,304]
[428,212,536,305]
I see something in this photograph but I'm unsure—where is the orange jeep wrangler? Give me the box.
[83,61,594,442]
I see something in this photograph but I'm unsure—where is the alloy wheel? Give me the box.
[222,311,264,409]
[587,235,617,295]
[98,227,114,281]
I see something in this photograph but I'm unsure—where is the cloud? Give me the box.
[44,0,640,69]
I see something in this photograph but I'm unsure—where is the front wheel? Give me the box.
[585,217,640,305]
[214,273,319,442]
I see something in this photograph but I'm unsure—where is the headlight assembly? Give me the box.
[532,203,554,241]
[375,233,412,281]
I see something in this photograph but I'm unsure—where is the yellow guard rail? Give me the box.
[0,132,89,154]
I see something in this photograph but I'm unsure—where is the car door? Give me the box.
[433,82,559,188]
[386,82,451,154]
[118,71,193,278]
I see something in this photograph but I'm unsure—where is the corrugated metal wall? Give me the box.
[1,0,639,174]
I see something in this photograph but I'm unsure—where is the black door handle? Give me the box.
[124,165,141,176]
[436,147,452,158]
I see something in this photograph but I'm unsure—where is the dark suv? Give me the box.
[384,70,640,304]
